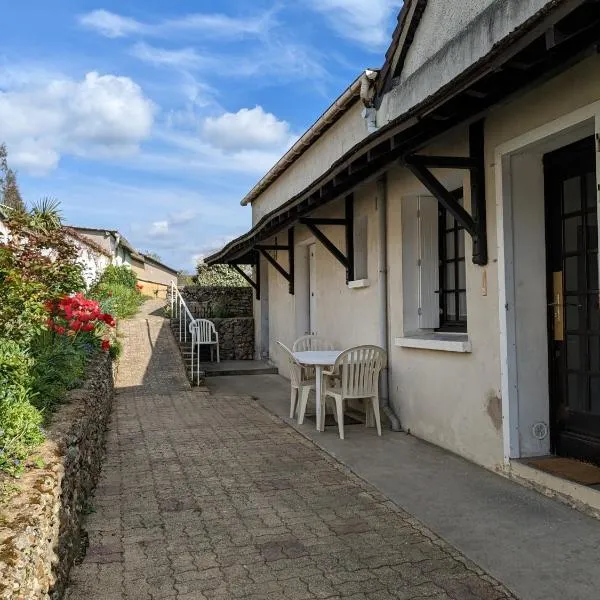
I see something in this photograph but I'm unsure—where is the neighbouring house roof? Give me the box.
[71,226,143,260]
[63,226,112,257]
[240,71,375,206]
[207,0,596,265]
[141,253,179,275]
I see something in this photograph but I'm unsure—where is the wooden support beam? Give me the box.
[469,120,488,265]
[288,227,295,295]
[304,222,348,269]
[404,159,476,236]
[407,155,479,170]
[259,248,291,283]
[300,218,347,226]
[230,263,260,300]
[345,194,355,283]
[255,244,290,251]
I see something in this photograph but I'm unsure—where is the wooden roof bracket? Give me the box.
[300,194,355,283]
[230,251,261,300]
[256,227,295,295]
[403,120,488,265]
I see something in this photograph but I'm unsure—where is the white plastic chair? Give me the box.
[292,335,336,352]
[277,341,315,420]
[322,345,387,440]
[189,319,220,385]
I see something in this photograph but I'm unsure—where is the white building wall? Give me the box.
[378,0,552,127]
[252,103,369,224]
[254,53,600,470]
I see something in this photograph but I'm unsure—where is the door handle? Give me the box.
[548,302,582,308]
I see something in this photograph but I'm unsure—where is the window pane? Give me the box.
[457,230,465,258]
[445,293,456,320]
[446,232,455,259]
[459,292,467,320]
[458,260,466,289]
[445,265,455,289]
[563,176,581,214]
[564,216,582,254]
[446,210,455,229]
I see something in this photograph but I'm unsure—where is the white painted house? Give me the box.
[208,0,600,487]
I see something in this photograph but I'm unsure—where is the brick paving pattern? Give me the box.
[65,302,516,600]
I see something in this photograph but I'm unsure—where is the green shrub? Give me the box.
[0,340,44,476]
[96,265,137,289]
[29,333,88,413]
[91,282,144,319]
[194,263,249,287]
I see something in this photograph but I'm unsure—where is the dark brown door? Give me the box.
[544,137,600,464]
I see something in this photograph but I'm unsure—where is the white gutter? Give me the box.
[240,70,379,207]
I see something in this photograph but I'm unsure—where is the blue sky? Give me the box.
[1,1,402,270]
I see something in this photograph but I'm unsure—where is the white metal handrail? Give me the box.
[169,281,195,345]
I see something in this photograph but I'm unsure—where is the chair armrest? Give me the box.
[322,368,336,376]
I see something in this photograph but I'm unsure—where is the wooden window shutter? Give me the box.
[418,196,440,329]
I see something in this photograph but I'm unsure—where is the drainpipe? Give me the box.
[377,175,401,431]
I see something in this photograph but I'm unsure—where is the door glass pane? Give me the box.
[590,297,600,332]
[564,256,579,292]
[446,211,455,229]
[445,266,455,289]
[588,253,599,291]
[586,171,597,208]
[587,225,598,251]
[567,335,580,370]
[590,336,599,372]
[564,176,582,214]
[591,377,600,414]
[567,373,581,409]
[564,216,582,253]
[565,304,580,332]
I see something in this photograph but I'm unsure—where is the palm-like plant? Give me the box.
[29,197,62,233]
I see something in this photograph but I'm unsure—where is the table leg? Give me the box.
[315,365,323,431]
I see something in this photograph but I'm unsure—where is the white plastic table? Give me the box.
[293,350,342,431]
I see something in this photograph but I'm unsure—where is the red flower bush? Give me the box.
[101,339,111,352]
[46,293,116,348]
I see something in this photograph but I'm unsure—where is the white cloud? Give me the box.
[149,220,169,236]
[130,42,206,69]
[0,71,154,174]
[202,106,294,152]
[79,9,144,38]
[79,9,276,40]
[307,0,402,48]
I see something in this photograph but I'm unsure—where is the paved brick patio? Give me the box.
[65,302,516,600]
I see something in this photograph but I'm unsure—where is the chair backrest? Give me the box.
[189,318,216,343]
[292,335,336,352]
[276,341,303,387]
[333,345,387,398]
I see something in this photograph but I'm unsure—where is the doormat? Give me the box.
[305,413,363,427]
[525,457,600,486]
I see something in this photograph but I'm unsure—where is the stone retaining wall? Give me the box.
[182,286,253,318]
[0,353,114,600]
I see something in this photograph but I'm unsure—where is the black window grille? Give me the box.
[438,196,467,332]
